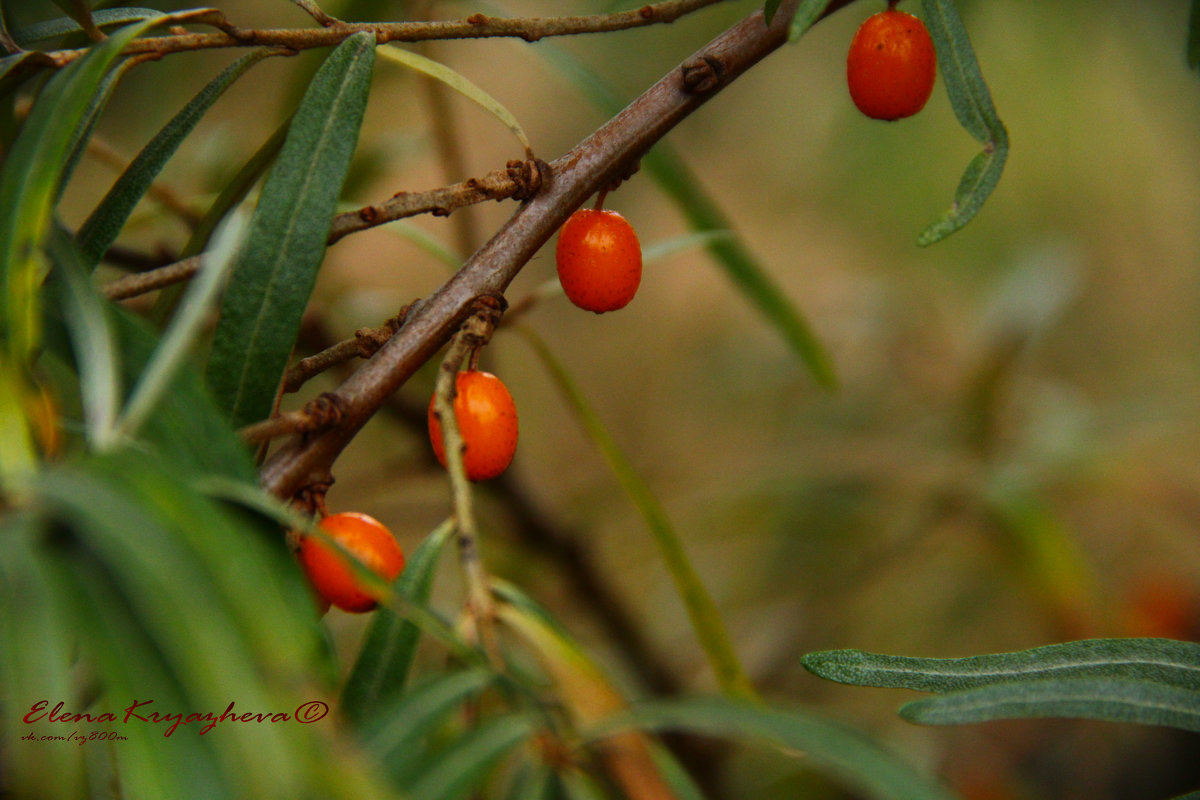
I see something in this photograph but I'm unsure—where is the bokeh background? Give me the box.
[34,0,1200,796]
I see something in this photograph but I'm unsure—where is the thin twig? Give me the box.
[42,0,726,69]
[239,392,345,444]
[282,303,417,393]
[100,160,542,301]
[430,297,507,664]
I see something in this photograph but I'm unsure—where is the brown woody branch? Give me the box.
[100,160,543,301]
[259,0,847,500]
[43,0,725,68]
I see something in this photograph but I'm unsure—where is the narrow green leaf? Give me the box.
[899,677,1200,733]
[12,7,163,46]
[0,18,158,366]
[206,31,375,428]
[408,713,538,800]
[0,354,37,482]
[787,0,831,43]
[524,40,835,387]
[377,44,531,156]
[114,210,248,442]
[917,0,1009,245]
[802,639,1200,694]
[1171,791,1200,800]
[341,518,456,723]
[1189,0,1200,70]
[595,697,960,800]
[77,48,278,267]
[363,668,498,778]
[0,513,85,800]
[519,327,758,702]
[46,226,121,449]
[641,229,734,264]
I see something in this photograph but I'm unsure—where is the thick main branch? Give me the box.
[260,0,834,499]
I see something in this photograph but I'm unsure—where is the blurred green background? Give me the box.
[35,0,1200,796]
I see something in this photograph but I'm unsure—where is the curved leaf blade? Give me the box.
[597,697,960,800]
[77,48,278,267]
[408,713,539,800]
[0,17,159,366]
[378,44,531,155]
[12,7,163,46]
[917,0,1009,245]
[802,639,1200,693]
[206,31,375,427]
[341,518,456,723]
[787,0,832,43]
[519,327,757,702]
[899,677,1200,733]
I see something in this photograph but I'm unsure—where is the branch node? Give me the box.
[680,54,725,94]
[507,159,546,201]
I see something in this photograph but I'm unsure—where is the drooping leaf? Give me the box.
[0,17,159,367]
[362,668,499,781]
[519,327,758,702]
[341,518,456,723]
[377,43,531,156]
[206,31,375,428]
[77,48,278,268]
[917,0,1009,245]
[595,697,961,800]
[0,50,55,95]
[408,713,539,800]
[899,677,1200,732]
[801,639,1200,694]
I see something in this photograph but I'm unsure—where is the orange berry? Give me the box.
[428,370,518,481]
[846,9,937,121]
[298,512,405,613]
[555,208,642,313]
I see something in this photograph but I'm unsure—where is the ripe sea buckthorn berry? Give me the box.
[299,512,406,613]
[846,8,937,121]
[555,208,642,313]
[428,370,518,481]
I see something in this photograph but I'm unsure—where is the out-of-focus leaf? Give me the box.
[77,48,278,267]
[46,226,121,449]
[786,0,831,43]
[342,518,455,724]
[0,18,157,368]
[377,44,531,156]
[12,7,163,45]
[32,451,332,799]
[0,513,84,800]
[0,50,55,95]
[899,677,1200,732]
[48,0,103,40]
[519,328,757,702]
[362,667,498,781]
[596,697,961,800]
[917,0,1009,244]
[763,0,782,26]
[802,639,1200,694]
[206,32,375,428]
[526,39,836,388]
[408,713,539,800]
[114,210,247,442]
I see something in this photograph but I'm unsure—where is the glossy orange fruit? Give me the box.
[555,208,642,313]
[846,8,937,121]
[299,512,405,613]
[428,370,518,481]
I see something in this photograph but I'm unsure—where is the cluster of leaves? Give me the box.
[1,1,1199,799]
